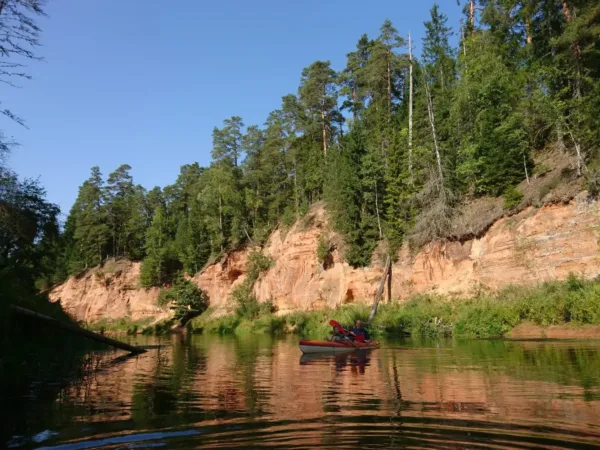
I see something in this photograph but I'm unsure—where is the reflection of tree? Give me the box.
[449,340,600,389]
[0,326,110,448]
[131,335,207,427]
[232,334,274,415]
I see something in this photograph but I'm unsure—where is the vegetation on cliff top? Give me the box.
[31,0,600,288]
[192,274,600,339]
[2,1,600,338]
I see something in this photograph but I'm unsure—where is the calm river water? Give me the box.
[5,335,600,449]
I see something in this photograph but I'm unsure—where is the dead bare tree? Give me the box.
[0,0,47,126]
[423,75,444,185]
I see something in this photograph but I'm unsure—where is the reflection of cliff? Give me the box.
[49,337,600,448]
[51,193,600,322]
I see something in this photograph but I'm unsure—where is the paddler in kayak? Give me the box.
[331,323,353,342]
[349,320,371,343]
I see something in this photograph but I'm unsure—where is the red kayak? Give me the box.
[298,339,380,354]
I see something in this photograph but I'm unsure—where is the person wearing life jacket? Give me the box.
[350,320,371,343]
[331,324,352,342]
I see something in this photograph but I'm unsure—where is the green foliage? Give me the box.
[586,168,600,198]
[316,234,331,262]
[87,317,152,335]
[139,205,181,287]
[246,250,273,284]
[235,315,286,335]
[503,186,524,210]
[158,276,209,322]
[200,315,241,335]
[196,276,600,338]
[227,249,275,321]
[231,284,276,320]
[8,1,600,306]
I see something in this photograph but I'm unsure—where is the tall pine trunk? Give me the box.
[525,17,532,45]
[218,194,224,251]
[293,155,299,215]
[352,82,358,120]
[561,0,583,98]
[469,0,475,33]
[387,49,392,118]
[375,188,383,239]
[408,32,414,183]
[561,0,572,21]
[321,103,328,157]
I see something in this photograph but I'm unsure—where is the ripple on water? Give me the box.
[5,336,600,449]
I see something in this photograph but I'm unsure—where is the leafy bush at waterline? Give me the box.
[158,277,209,322]
[231,284,277,320]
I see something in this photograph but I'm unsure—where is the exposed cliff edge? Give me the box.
[50,192,600,323]
[49,260,168,323]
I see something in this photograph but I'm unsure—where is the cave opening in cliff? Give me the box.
[228,269,243,282]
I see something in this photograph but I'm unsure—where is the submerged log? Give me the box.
[10,305,147,354]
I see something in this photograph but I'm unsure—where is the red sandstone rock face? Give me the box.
[51,192,600,322]
[49,259,168,323]
[197,193,600,313]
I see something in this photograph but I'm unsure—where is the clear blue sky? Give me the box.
[3,0,462,217]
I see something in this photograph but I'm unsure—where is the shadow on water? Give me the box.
[4,334,600,449]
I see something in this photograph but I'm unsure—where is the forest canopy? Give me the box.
[2,1,599,292]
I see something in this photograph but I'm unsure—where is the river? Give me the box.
[5,335,600,449]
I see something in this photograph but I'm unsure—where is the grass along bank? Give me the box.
[191,274,600,339]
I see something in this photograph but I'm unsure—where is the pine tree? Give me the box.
[242,124,266,234]
[124,185,148,260]
[325,121,378,266]
[451,31,528,195]
[140,204,179,287]
[212,117,244,167]
[69,167,110,269]
[298,61,338,157]
[340,34,371,119]
[199,164,243,254]
[174,208,210,275]
[105,164,134,258]
[422,3,455,91]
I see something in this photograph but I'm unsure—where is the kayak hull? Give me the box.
[298,340,379,354]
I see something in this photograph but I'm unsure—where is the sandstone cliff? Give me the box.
[51,192,600,322]
[49,259,168,323]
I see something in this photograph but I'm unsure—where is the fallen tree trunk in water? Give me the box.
[9,305,147,354]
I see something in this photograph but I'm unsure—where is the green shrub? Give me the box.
[193,276,600,338]
[202,315,241,334]
[317,234,331,262]
[503,186,524,210]
[586,168,600,198]
[453,301,519,338]
[246,250,273,284]
[566,272,585,291]
[158,276,209,321]
[236,315,285,334]
[231,284,277,320]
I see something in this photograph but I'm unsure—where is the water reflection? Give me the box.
[5,336,600,449]
[299,350,372,377]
